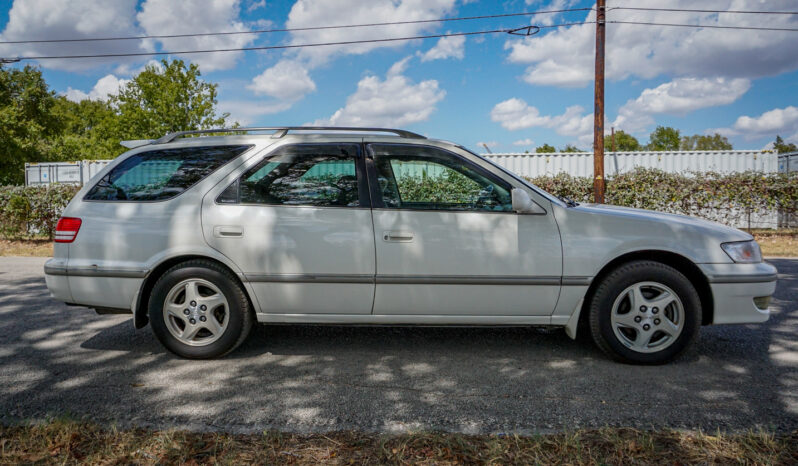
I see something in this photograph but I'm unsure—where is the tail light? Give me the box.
[55,217,82,243]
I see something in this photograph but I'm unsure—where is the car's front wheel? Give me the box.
[149,260,253,359]
[589,260,701,364]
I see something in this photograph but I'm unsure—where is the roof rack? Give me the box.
[153,126,426,144]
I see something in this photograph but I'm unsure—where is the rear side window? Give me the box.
[85,145,251,201]
[217,144,364,207]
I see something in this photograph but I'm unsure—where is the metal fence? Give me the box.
[484,150,777,178]
[778,152,798,172]
[24,160,111,186]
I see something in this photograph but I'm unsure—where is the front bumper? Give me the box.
[699,262,778,324]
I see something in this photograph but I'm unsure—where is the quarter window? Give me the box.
[369,144,513,212]
[219,144,363,207]
[85,145,251,201]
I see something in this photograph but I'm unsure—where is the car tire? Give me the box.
[148,259,253,359]
[588,260,701,365]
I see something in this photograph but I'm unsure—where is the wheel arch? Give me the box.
[133,255,253,329]
[578,250,714,329]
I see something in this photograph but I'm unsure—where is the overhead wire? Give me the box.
[7,22,595,61]
[0,7,594,45]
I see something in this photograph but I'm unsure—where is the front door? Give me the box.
[366,143,562,316]
[202,143,375,314]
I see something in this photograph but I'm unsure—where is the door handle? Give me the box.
[383,231,414,242]
[214,226,244,238]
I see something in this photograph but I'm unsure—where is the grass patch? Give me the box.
[0,238,53,257]
[0,419,796,465]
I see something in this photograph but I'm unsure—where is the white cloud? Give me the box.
[247,0,457,112]
[714,106,798,141]
[246,0,266,12]
[513,138,535,146]
[0,0,144,71]
[64,74,130,102]
[614,77,751,133]
[506,0,798,88]
[491,98,593,145]
[218,100,294,126]
[314,58,445,127]
[137,0,256,72]
[419,35,465,62]
[247,60,317,101]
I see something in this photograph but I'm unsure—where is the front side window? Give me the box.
[369,144,513,212]
[85,145,251,201]
[219,144,363,207]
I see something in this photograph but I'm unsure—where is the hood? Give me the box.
[572,203,753,242]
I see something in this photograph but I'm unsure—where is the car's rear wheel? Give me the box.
[149,260,253,359]
[589,260,701,364]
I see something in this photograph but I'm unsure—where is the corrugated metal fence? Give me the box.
[484,150,777,178]
[25,160,111,186]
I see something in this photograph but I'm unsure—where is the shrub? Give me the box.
[0,184,81,239]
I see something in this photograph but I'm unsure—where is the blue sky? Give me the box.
[1,0,797,153]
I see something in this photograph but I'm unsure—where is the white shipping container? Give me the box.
[484,150,777,178]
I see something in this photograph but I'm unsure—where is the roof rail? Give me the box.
[153,126,426,144]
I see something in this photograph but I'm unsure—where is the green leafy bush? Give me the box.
[0,184,81,239]
[528,168,798,226]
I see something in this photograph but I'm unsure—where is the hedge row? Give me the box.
[1,168,796,239]
[528,168,798,225]
[0,184,80,239]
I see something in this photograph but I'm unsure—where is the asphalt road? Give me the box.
[1,256,796,434]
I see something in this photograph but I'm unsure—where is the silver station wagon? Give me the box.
[44,127,777,364]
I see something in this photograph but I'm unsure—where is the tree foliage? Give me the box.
[535,143,556,153]
[607,130,640,151]
[0,59,233,184]
[774,135,797,154]
[560,144,582,153]
[680,133,733,150]
[0,65,62,184]
[110,59,229,140]
[645,126,681,151]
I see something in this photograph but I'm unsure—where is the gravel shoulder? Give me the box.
[1,256,796,434]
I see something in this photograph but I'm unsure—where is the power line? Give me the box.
[608,20,798,32]
[8,23,593,61]
[0,7,593,45]
[610,6,798,15]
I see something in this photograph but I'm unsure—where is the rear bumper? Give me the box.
[699,262,778,324]
[44,258,144,311]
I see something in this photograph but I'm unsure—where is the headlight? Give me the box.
[721,240,762,263]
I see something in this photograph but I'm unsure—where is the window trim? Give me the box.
[215,142,372,209]
[365,143,516,213]
[83,144,254,204]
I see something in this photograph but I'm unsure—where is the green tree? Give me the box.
[110,59,230,140]
[645,126,681,151]
[535,143,556,153]
[0,65,62,184]
[48,97,122,161]
[680,133,733,150]
[773,135,797,154]
[560,144,582,153]
[606,130,640,151]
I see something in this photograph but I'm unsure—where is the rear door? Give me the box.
[202,142,375,314]
[366,143,563,316]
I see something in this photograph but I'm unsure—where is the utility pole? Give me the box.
[593,0,606,203]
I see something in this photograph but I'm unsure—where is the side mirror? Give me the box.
[512,188,544,214]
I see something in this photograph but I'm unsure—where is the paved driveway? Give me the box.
[1,256,796,433]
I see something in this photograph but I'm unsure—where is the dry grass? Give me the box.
[749,229,798,258]
[0,419,796,465]
[0,238,52,257]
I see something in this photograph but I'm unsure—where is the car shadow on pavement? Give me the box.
[1,261,796,433]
